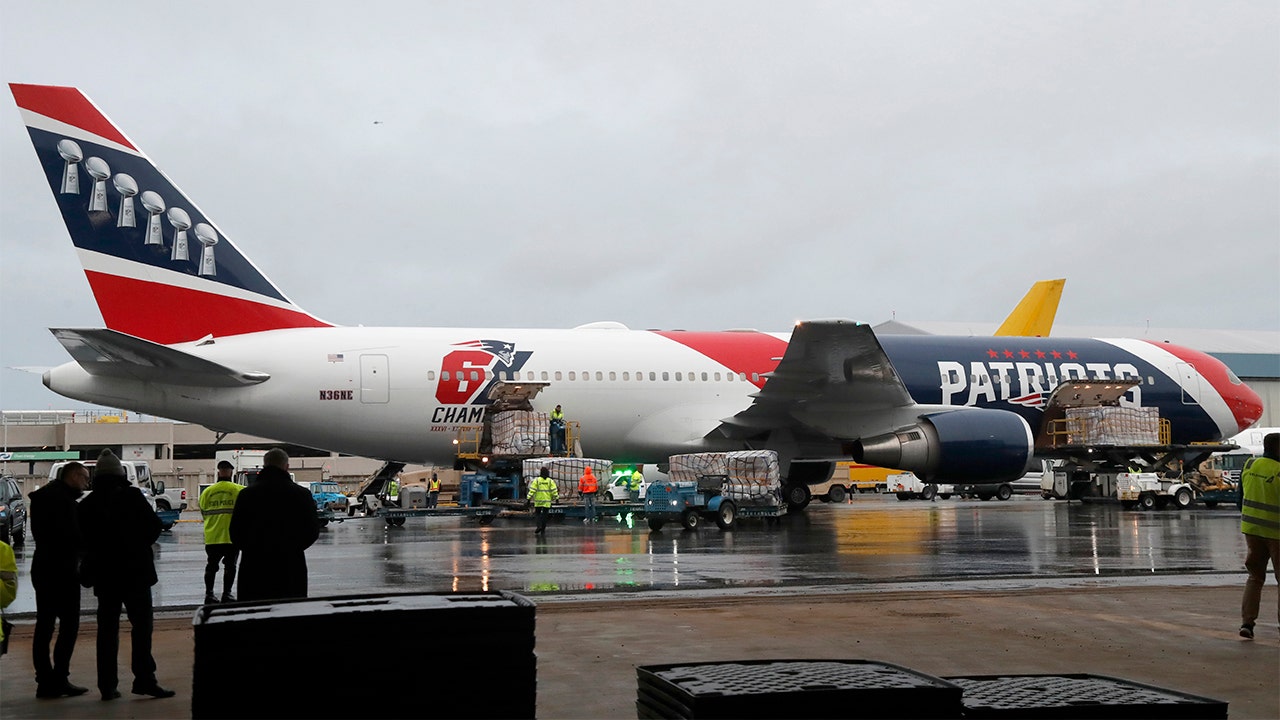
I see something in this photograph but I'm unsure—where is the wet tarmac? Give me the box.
[3,494,1277,719]
[3,494,1254,613]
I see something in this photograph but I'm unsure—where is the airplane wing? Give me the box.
[714,320,913,440]
[50,329,270,387]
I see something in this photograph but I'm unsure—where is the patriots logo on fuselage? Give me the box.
[434,339,534,409]
[455,339,517,367]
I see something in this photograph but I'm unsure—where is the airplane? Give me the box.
[9,83,1265,507]
[993,278,1064,337]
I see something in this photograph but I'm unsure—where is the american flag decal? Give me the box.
[327,353,344,363]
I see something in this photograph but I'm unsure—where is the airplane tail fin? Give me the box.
[994,279,1065,337]
[9,84,330,345]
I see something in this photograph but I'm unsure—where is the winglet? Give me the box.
[994,279,1065,337]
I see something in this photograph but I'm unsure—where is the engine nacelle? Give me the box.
[851,408,1034,482]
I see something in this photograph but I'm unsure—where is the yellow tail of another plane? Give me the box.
[995,279,1065,337]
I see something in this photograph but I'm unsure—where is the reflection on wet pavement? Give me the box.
[3,496,1249,613]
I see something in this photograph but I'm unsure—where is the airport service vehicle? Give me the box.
[0,475,28,545]
[644,475,787,532]
[10,84,1264,513]
[887,472,957,501]
[1115,472,1196,510]
[47,460,180,529]
[49,457,185,511]
[307,481,348,527]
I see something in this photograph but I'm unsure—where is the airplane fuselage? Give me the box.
[45,326,1247,466]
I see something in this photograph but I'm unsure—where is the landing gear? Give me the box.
[782,483,811,511]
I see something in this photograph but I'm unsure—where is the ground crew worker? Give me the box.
[629,467,644,501]
[386,476,400,507]
[200,461,243,604]
[1,538,16,652]
[528,468,558,535]
[550,405,566,455]
[578,466,599,523]
[1239,432,1280,640]
[428,472,441,509]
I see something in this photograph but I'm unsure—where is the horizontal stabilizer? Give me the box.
[51,328,269,387]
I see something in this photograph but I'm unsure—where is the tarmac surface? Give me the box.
[2,498,1277,718]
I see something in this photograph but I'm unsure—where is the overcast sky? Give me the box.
[2,1,1277,412]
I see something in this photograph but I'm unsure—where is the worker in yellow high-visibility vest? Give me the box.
[1239,432,1280,640]
[528,468,558,535]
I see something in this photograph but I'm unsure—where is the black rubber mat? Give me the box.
[944,674,1228,719]
[636,659,963,718]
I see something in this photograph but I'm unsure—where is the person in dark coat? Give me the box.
[28,461,91,699]
[230,448,319,602]
[78,450,174,700]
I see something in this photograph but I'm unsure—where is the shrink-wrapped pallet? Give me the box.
[491,410,550,456]
[1065,406,1159,445]
[724,450,781,503]
[522,457,612,498]
[668,453,729,483]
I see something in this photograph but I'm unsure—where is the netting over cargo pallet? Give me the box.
[1063,406,1159,445]
[491,410,551,456]
[522,457,612,497]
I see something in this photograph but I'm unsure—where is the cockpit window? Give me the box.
[1225,367,1243,385]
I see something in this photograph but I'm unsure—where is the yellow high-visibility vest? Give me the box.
[1241,456,1280,540]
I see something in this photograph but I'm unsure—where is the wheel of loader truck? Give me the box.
[681,509,701,531]
[826,485,847,504]
[1138,494,1156,511]
[647,518,665,532]
[783,483,810,510]
[716,500,736,531]
[920,484,937,501]
[996,484,1013,501]
[1173,487,1193,509]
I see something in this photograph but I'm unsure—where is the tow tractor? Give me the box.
[645,451,789,532]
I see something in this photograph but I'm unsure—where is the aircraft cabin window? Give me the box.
[739,373,747,381]
[569,372,576,381]
[608,372,615,381]
[554,371,562,381]
[427,371,436,381]
[622,372,630,381]
[714,372,721,381]
[583,371,590,382]
[1147,376,1155,385]
[441,371,450,381]
[674,372,682,381]
[597,372,604,381]
[470,371,479,381]
[541,371,548,381]
[752,373,760,383]
[649,372,656,381]
[701,372,708,381]
[662,372,670,381]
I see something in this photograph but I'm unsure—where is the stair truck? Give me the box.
[644,450,787,532]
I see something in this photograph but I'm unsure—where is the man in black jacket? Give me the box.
[28,461,90,699]
[230,448,319,602]
[78,450,174,701]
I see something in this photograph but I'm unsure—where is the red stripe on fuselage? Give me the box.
[651,331,787,388]
[1142,339,1263,433]
[10,84,135,151]
[86,271,330,344]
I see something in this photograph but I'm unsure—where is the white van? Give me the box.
[48,459,185,511]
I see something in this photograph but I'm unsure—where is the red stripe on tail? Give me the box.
[10,84,136,150]
[86,271,330,344]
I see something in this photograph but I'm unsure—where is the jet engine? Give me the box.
[851,408,1034,482]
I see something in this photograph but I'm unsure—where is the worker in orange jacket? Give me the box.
[578,466,599,523]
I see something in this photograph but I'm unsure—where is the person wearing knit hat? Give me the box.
[78,450,175,700]
[28,460,91,698]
